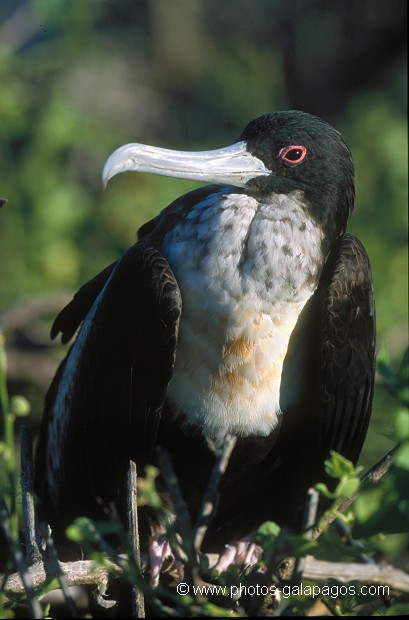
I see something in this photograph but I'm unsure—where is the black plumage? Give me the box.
[35,111,375,558]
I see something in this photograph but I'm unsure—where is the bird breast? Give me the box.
[162,189,324,445]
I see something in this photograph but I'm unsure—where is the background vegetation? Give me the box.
[0,0,407,614]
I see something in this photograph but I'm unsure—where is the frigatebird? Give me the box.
[35,111,375,574]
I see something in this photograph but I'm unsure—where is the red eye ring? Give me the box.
[278,145,307,164]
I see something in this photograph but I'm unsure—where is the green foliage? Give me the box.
[377,348,409,408]
[353,354,409,538]
[257,521,317,561]
[315,451,362,501]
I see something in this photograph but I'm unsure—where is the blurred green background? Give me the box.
[0,0,407,470]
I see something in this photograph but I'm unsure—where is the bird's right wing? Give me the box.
[35,241,181,525]
[50,261,118,344]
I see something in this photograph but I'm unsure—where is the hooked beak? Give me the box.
[102,141,271,189]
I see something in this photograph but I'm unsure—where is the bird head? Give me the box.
[239,111,355,237]
[103,110,355,243]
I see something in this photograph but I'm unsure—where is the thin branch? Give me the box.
[127,460,145,618]
[39,523,80,618]
[302,555,409,592]
[155,446,200,615]
[303,488,320,540]
[20,425,41,566]
[3,552,409,599]
[156,446,195,553]
[1,559,119,595]
[193,434,237,553]
[332,518,375,565]
[291,488,320,587]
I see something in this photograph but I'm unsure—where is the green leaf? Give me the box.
[66,517,97,542]
[334,476,361,498]
[314,482,336,499]
[37,577,61,597]
[325,451,355,479]
[256,521,282,559]
[137,465,163,509]
[257,520,281,541]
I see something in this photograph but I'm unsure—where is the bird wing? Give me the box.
[279,231,376,463]
[51,261,118,344]
[315,232,376,464]
[35,241,181,524]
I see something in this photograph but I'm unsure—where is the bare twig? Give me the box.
[302,555,409,592]
[39,523,80,618]
[20,425,41,566]
[127,460,145,618]
[193,434,237,552]
[156,447,195,555]
[333,518,375,565]
[303,488,320,540]
[1,559,120,594]
[291,488,320,587]
[3,551,409,599]
[156,447,201,616]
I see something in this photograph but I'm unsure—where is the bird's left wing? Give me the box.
[278,231,376,465]
[317,232,376,464]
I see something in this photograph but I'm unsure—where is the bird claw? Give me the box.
[214,536,262,573]
[148,533,186,587]
[148,535,174,587]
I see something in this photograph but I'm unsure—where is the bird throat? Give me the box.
[162,189,325,446]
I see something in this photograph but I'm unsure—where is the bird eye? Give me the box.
[278,145,307,164]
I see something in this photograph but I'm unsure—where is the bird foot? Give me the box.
[148,534,173,587]
[213,535,262,573]
[148,533,185,587]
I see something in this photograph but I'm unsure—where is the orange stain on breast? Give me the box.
[223,335,255,359]
[215,368,245,387]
